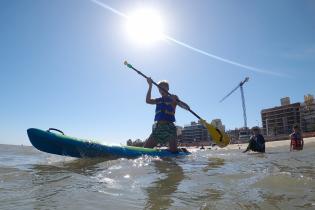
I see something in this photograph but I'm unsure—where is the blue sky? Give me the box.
[1,0,314,145]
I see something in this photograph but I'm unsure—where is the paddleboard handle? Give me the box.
[47,128,65,135]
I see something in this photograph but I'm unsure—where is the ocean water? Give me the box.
[0,143,314,210]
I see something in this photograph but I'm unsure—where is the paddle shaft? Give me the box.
[125,62,203,120]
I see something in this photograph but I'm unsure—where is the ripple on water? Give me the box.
[1,143,315,210]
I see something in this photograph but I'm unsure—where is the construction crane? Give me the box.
[219,77,250,128]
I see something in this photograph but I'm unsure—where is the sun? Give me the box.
[126,8,165,45]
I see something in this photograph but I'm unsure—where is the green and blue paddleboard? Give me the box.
[27,128,190,158]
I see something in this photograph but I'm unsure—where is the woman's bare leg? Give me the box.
[144,136,157,148]
[169,138,178,152]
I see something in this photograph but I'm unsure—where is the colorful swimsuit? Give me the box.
[290,132,303,150]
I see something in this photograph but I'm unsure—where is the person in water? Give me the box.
[243,126,265,153]
[144,78,190,152]
[290,125,304,151]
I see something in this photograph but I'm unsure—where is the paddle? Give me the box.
[124,61,230,147]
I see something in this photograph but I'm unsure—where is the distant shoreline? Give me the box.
[2,137,315,151]
[0,143,32,147]
[224,137,315,150]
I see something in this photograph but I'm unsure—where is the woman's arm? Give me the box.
[146,78,156,104]
[173,95,190,110]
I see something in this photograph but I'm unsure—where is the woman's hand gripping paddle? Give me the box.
[124,61,230,148]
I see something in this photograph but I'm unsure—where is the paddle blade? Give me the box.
[200,120,230,148]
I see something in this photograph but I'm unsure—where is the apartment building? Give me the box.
[300,94,315,132]
[181,121,211,144]
[261,97,301,135]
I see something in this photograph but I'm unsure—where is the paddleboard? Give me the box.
[27,128,190,158]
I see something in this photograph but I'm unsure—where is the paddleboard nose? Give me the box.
[27,128,37,139]
[27,128,44,148]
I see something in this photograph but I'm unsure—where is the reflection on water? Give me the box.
[43,157,112,175]
[145,159,184,210]
[203,157,225,172]
[1,143,315,209]
[27,156,132,209]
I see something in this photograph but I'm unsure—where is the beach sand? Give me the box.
[224,136,315,150]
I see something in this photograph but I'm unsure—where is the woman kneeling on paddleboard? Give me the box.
[144,78,189,153]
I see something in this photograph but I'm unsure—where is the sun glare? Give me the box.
[126,8,165,45]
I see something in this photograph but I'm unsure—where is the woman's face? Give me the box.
[158,83,169,96]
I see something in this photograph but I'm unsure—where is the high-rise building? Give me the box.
[261,97,301,136]
[211,119,225,132]
[281,97,291,106]
[226,129,240,144]
[181,121,211,144]
[301,94,315,132]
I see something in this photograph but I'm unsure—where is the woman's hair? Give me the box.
[158,80,169,89]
